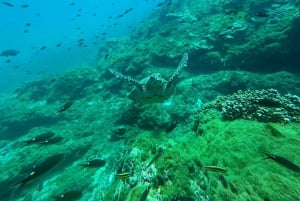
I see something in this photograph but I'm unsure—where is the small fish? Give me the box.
[264,152,300,172]
[104,53,109,59]
[69,2,75,6]
[156,0,168,7]
[20,4,29,8]
[79,159,106,168]
[146,147,164,168]
[15,154,64,188]
[139,185,151,201]
[25,23,31,26]
[2,2,14,7]
[0,49,19,57]
[24,30,28,33]
[116,14,123,18]
[124,8,133,15]
[52,190,82,201]
[165,121,177,133]
[22,132,55,145]
[58,100,73,113]
[56,43,62,47]
[255,11,269,18]
[204,165,227,173]
[38,136,63,146]
[101,32,107,35]
[40,46,47,50]
[219,175,228,188]
[116,172,132,179]
[5,59,11,63]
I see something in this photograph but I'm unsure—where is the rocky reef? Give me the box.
[1,0,300,201]
[97,0,300,74]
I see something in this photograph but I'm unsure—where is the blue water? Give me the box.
[0,0,158,92]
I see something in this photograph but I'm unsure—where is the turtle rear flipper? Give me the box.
[166,53,188,88]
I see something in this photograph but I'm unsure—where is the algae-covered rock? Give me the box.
[46,67,98,103]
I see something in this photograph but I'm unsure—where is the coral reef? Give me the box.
[205,89,300,123]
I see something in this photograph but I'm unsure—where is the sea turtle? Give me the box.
[109,53,188,104]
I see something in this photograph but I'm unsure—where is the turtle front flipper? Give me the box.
[165,53,188,89]
[109,68,143,90]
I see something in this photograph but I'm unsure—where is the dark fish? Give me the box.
[204,165,227,173]
[53,190,82,201]
[1,49,19,57]
[24,30,28,33]
[20,4,29,8]
[101,32,107,35]
[104,53,109,59]
[15,154,64,188]
[79,159,106,168]
[40,46,47,50]
[69,2,75,6]
[58,100,73,113]
[219,175,228,188]
[165,121,177,133]
[139,185,151,201]
[264,153,300,172]
[156,1,167,7]
[56,43,62,47]
[25,23,31,26]
[38,136,63,146]
[22,132,55,145]
[255,11,269,18]
[116,14,123,18]
[124,8,133,15]
[2,2,14,7]
[146,147,164,168]
[77,38,84,42]
[5,59,11,63]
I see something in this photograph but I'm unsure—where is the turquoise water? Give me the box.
[0,0,300,201]
[0,0,157,92]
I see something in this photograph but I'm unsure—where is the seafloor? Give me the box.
[1,0,300,201]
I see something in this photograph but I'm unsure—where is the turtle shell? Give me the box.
[128,73,175,104]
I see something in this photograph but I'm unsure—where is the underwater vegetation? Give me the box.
[0,0,300,201]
